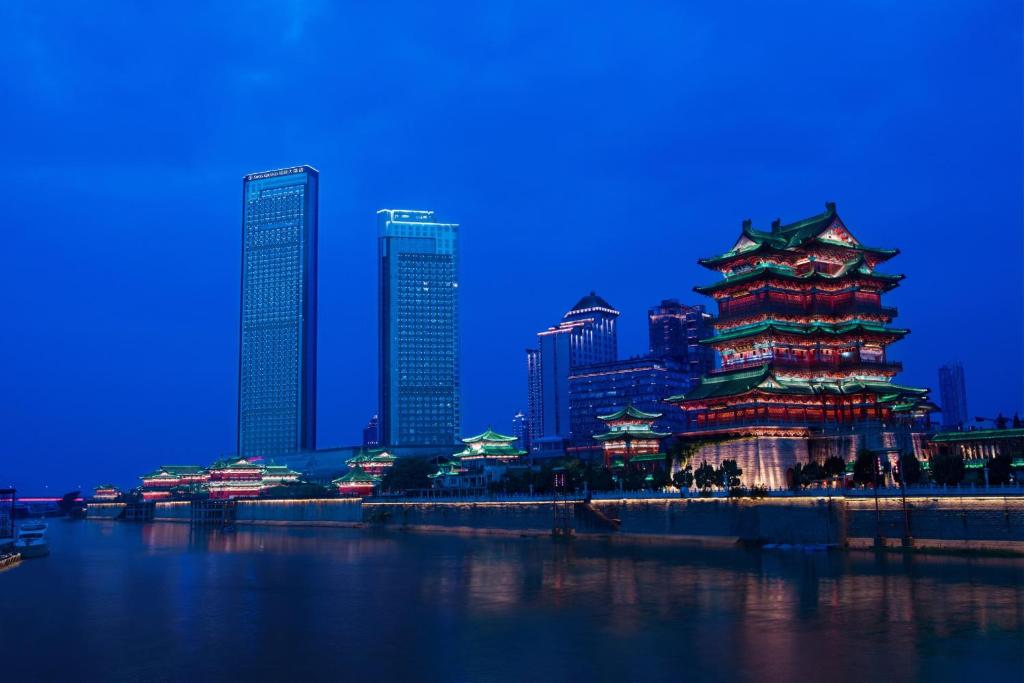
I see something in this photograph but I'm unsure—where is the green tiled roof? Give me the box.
[597,405,663,421]
[462,427,519,444]
[695,257,903,295]
[627,452,667,463]
[333,467,381,484]
[594,428,669,441]
[455,444,526,458]
[160,465,206,475]
[668,364,929,403]
[930,428,1024,443]
[698,203,899,266]
[702,320,908,345]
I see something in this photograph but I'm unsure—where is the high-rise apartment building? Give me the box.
[237,166,319,457]
[938,362,969,429]
[378,209,460,446]
[648,299,716,380]
[525,293,619,451]
[511,411,527,450]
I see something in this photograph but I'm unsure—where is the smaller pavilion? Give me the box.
[207,458,264,500]
[593,405,670,473]
[93,484,120,501]
[345,449,397,477]
[332,467,381,497]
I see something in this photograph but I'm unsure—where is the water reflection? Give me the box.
[2,521,1021,682]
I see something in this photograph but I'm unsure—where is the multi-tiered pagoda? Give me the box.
[593,405,669,474]
[668,203,934,487]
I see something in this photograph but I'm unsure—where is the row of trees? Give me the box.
[671,460,745,494]
[788,449,1019,490]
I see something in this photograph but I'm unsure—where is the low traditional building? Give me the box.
[593,405,669,475]
[140,465,209,500]
[332,467,381,497]
[431,428,527,491]
[261,465,302,488]
[345,449,397,477]
[93,484,120,501]
[207,458,264,500]
[928,428,1024,467]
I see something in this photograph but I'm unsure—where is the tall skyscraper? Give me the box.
[362,414,380,447]
[237,166,319,457]
[938,362,969,429]
[526,293,619,452]
[648,299,716,380]
[378,209,460,447]
[511,411,527,450]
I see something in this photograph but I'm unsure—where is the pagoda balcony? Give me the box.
[712,357,903,375]
[717,299,897,324]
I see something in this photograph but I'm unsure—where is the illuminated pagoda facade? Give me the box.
[431,428,527,491]
[668,203,935,487]
[260,465,302,488]
[93,484,120,501]
[207,458,265,500]
[332,468,381,497]
[345,449,397,477]
[140,465,209,500]
[593,405,669,474]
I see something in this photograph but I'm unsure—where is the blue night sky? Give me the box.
[1,2,1021,494]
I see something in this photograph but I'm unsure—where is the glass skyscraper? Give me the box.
[938,362,969,429]
[237,166,319,457]
[377,209,460,446]
[526,293,619,452]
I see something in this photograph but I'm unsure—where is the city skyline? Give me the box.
[2,2,1021,493]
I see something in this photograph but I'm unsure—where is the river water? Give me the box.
[1,521,1021,682]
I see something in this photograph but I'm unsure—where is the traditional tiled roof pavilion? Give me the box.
[593,405,669,469]
[667,203,935,486]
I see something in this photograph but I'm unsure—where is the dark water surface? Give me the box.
[2,521,1021,682]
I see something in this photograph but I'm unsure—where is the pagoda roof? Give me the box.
[462,427,519,444]
[594,428,669,441]
[566,291,618,317]
[262,465,300,474]
[695,256,903,295]
[702,320,908,345]
[628,452,667,463]
[141,470,176,480]
[333,467,381,484]
[930,428,1024,443]
[96,484,118,489]
[455,444,527,458]
[597,405,663,421]
[668,364,929,402]
[159,465,207,475]
[699,203,899,266]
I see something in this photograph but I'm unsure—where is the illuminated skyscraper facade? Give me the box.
[525,293,619,451]
[938,362,968,429]
[237,166,319,457]
[378,209,460,446]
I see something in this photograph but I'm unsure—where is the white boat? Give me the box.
[14,522,49,558]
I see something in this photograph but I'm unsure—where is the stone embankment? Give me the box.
[87,494,1024,554]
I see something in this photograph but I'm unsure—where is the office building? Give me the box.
[648,299,716,380]
[568,355,691,451]
[237,166,319,457]
[378,209,460,446]
[362,414,380,447]
[511,411,527,450]
[525,293,619,452]
[938,362,969,429]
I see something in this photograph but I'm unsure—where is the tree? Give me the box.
[588,466,616,492]
[694,461,717,494]
[896,453,922,486]
[381,458,435,492]
[853,449,880,487]
[673,464,694,492]
[620,469,647,491]
[987,453,1012,486]
[790,463,804,491]
[718,459,743,490]
[801,461,825,485]
[823,456,846,479]
[649,469,671,490]
[665,436,699,471]
[930,452,965,486]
